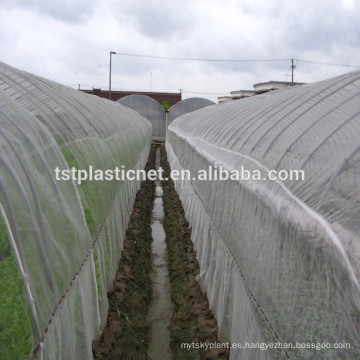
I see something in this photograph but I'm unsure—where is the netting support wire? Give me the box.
[90,250,102,334]
[274,89,360,169]
[300,109,360,170]
[233,94,298,151]
[237,79,329,153]
[0,202,41,340]
[27,166,140,360]
[316,144,360,210]
[0,109,63,299]
[263,75,360,161]
[192,136,360,288]
[252,74,359,156]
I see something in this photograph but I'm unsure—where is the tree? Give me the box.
[161,100,170,111]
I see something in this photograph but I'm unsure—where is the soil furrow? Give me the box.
[92,144,229,359]
[160,145,229,360]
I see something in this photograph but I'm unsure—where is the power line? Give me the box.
[115,51,289,63]
[114,52,360,68]
[296,59,360,68]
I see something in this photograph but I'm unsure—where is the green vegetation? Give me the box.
[161,100,170,111]
[0,217,10,261]
[61,146,95,235]
[0,218,33,360]
[0,143,97,359]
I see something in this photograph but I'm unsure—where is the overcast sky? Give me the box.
[1,0,360,102]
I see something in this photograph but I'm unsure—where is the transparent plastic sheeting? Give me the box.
[118,94,166,141]
[167,70,360,359]
[118,95,215,141]
[167,97,215,125]
[0,62,152,359]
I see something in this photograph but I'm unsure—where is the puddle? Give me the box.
[148,148,173,360]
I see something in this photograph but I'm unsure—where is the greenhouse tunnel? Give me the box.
[118,95,215,142]
[166,70,360,359]
[117,94,166,141]
[167,97,215,126]
[0,62,152,359]
[2,58,360,360]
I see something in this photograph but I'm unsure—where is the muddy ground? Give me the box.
[92,144,229,360]
[160,146,229,360]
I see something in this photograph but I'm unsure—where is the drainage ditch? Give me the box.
[93,144,229,360]
[147,148,173,359]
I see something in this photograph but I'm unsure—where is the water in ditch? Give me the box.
[148,148,173,360]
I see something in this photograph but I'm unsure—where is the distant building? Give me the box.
[218,96,233,103]
[80,88,181,106]
[253,80,305,94]
[219,81,306,103]
[230,90,256,99]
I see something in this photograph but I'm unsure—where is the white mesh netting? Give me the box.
[0,62,152,359]
[167,70,360,359]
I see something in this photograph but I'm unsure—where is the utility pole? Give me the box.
[291,58,295,84]
[109,51,116,100]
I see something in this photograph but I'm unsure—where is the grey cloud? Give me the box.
[229,0,360,59]
[114,0,196,39]
[1,0,97,23]
[269,0,360,53]
[0,0,359,101]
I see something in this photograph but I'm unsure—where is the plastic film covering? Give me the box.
[118,94,166,141]
[168,97,215,125]
[167,70,360,359]
[0,62,152,359]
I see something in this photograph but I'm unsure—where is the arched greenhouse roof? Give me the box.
[0,61,152,359]
[118,94,166,141]
[168,97,215,124]
[169,71,360,240]
[167,70,360,359]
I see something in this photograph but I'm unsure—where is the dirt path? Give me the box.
[92,144,229,360]
[161,146,229,360]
